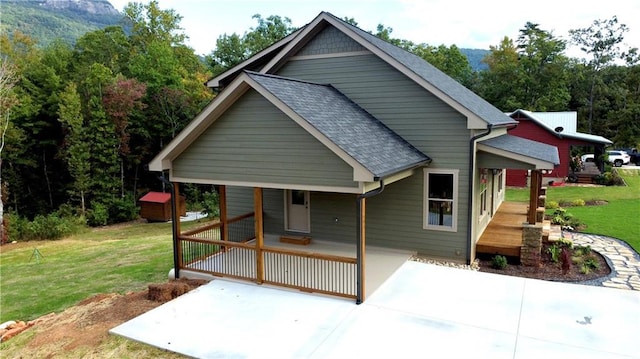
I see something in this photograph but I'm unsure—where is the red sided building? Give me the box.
[506,110,612,187]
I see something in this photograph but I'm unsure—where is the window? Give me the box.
[479,185,487,216]
[497,170,504,193]
[424,169,458,231]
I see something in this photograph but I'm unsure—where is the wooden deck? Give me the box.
[476,202,528,258]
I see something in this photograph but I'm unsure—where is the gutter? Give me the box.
[466,124,493,264]
[355,180,385,304]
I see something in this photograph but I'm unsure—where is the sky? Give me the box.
[108,0,640,58]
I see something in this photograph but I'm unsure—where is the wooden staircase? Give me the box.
[573,162,601,184]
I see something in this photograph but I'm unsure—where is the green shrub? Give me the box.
[546,200,559,209]
[202,191,220,218]
[571,199,585,207]
[550,208,582,231]
[108,196,139,224]
[6,212,81,241]
[583,255,600,270]
[556,237,573,249]
[595,170,625,186]
[551,208,567,225]
[87,202,108,227]
[6,213,27,242]
[548,244,561,263]
[491,255,508,270]
[575,245,592,256]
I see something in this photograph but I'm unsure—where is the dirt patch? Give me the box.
[478,242,611,282]
[4,278,208,356]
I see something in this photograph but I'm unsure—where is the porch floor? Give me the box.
[178,234,415,299]
[476,201,528,258]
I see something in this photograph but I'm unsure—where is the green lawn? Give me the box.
[506,169,640,252]
[0,219,210,323]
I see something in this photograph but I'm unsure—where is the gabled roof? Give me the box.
[478,135,560,169]
[246,72,431,179]
[149,71,430,181]
[209,11,517,130]
[139,192,171,203]
[509,109,612,145]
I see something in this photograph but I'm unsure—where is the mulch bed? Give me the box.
[477,241,611,283]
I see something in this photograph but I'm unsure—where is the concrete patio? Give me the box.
[110,261,640,358]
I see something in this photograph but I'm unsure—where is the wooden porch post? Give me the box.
[528,171,540,224]
[254,187,264,284]
[219,185,228,245]
[172,182,183,273]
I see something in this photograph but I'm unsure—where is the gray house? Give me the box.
[149,12,559,303]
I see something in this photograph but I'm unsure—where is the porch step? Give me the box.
[576,175,595,184]
[279,235,312,245]
[542,220,551,242]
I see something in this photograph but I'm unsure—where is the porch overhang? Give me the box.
[477,135,559,170]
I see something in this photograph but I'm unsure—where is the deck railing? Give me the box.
[177,212,357,299]
[263,247,357,299]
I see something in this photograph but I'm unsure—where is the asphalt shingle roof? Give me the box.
[246,71,431,178]
[480,135,560,166]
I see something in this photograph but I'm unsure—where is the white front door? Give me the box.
[286,190,310,233]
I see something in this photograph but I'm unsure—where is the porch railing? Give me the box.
[177,212,357,299]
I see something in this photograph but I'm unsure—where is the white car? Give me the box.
[581,151,630,167]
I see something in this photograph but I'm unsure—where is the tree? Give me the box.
[0,58,18,242]
[206,14,296,76]
[516,22,570,110]
[569,16,632,133]
[102,76,147,198]
[477,37,523,110]
[413,44,473,86]
[58,82,90,214]
[123,0,187,50]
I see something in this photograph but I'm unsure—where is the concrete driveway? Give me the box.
[110,261,640,358]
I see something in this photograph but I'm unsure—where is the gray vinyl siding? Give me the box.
[227,186,254,217]
[477,151,536,169]
[296,26,366,56]
[173,90,356,189]
[277,53,471,259]
[227,186,357,242]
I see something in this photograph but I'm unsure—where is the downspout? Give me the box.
[466,124,493,264]
[356,179,385,304]
[159,172,180,279]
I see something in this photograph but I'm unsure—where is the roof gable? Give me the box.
[478,135,560,169]
[209,12,516,130]
[246,71,430,179]
[509,109,612,145]
[150,70,430,182]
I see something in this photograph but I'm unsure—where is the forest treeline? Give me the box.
[0,1,638,235]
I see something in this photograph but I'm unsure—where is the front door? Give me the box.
[286,190,310,233]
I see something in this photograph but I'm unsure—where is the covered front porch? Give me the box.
[168,184,414,303]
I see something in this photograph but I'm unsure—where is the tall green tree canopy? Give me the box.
[206,14,297,76]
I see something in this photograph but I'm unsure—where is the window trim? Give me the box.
[423,168,458,232]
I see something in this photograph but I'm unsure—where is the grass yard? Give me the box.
[0,219,212,323]
[506,169,640,252]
